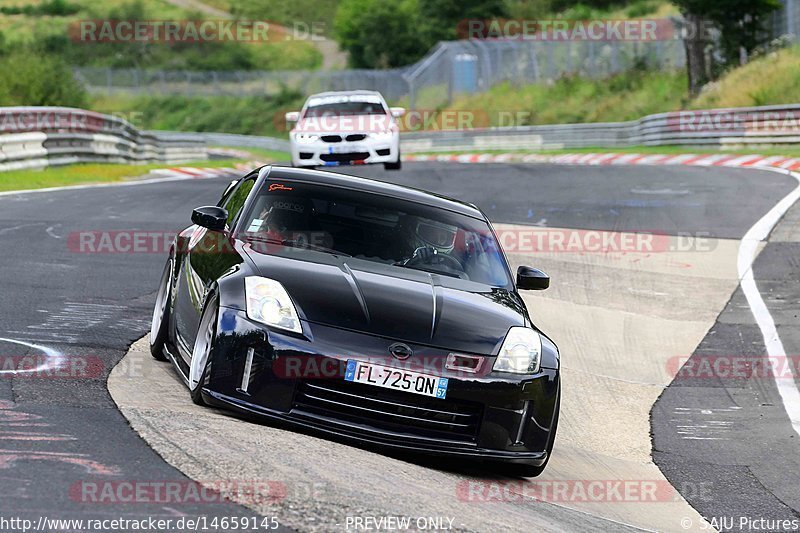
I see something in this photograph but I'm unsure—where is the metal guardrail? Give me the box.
[9,103,799,174]
[156,131,291,153]
[399,104,800,152]
[174,103,800,156]
[0,107,207,172]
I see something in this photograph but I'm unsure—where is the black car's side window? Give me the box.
[221,178,256,228]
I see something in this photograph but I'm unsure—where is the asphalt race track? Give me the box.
[1,161,798,531]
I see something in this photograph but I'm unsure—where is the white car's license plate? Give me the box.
[344,360,449,399]
[329,144,365,154]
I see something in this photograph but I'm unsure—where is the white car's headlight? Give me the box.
[245,277,302,333]
[294,133,320,144]
[369,130,393,139]
[493,327,542,374]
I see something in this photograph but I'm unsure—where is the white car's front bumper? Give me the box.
[290,133,400,167]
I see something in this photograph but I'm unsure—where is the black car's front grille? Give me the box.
[293,380,482,442]
[345,134,367,141]
[321,135,342,143]
[320,152,370,163]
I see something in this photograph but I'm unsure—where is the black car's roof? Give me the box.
[261,166,485,220]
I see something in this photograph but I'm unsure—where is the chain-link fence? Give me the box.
[73,38,685,108]
[402,39,685,108]
[71,1,800,108]
[72,67,411,102]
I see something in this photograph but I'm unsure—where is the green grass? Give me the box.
[691,46,800,109]
[554,0,676,19]
[0,162,167,192]
[0,154,285,192]
[0,0,190,42]
[446,68,688,127]
[223,0,340,34]
[92,92,304,138]
[0,0,322,70]
[443,45,800,129]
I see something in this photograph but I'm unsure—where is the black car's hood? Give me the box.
[244,248,525,355]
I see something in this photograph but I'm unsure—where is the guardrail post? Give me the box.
[611,41,619,73]
[567,40,574,74]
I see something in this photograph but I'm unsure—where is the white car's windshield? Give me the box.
[304,96,387,117]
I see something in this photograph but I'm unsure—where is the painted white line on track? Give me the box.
[0,337,63,375]
[738,166,800,436]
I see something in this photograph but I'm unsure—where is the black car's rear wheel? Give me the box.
[189,293,218,406]
[149,258,173,361]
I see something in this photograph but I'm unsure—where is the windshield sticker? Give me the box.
[247,219,264,232]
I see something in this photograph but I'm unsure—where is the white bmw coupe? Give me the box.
[286,90,404,170]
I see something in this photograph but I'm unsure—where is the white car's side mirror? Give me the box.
[285,111,300,122]
[390,107,406,118]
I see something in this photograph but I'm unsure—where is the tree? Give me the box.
[0,50,87,107]
[335,0,509,68]
[334,0,428,68]
[417,0,508,44]
[673,0,781,96]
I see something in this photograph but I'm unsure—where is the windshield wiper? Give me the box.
[282,239,352,257]
[243,235,351,257]
[392,262,464,279]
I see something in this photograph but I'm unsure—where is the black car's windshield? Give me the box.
[238,180,512,288]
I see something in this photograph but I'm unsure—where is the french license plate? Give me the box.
[329,144,365,154]
[344,360,449,399]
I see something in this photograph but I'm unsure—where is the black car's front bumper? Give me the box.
[203,308,560,467]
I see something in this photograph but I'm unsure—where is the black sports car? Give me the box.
[149,165,560,476]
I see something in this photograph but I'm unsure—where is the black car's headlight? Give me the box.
[245,277,302,333]
[493,327,542,374]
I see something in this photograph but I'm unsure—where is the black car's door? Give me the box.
[173,176,256,362]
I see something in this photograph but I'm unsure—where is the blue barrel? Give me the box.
[453,54,478,94]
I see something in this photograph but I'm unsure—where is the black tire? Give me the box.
[149,258,173,361]
[189,293,218,406]
[516,388,561,478]
[384,157,402,170]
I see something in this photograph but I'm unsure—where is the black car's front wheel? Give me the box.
[149,258,173,361]
[189,293,218,406]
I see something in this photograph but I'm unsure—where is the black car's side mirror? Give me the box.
[516,266,550,290]
[192,206,228,232]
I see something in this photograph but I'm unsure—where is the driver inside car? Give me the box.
[399,217,461,266]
